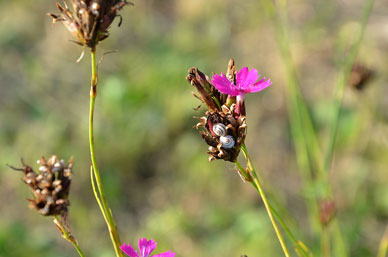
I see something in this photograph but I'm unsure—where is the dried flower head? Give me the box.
[120,238,175,257]
[349,63,374,91]
[9,156,73,216]
[48,0,132,48]
[187,59,250,162]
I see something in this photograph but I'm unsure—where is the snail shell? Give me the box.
[213,123,227,136]
[91,2,100,16]
[220,135,235,149]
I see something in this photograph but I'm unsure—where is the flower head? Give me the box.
[48,0,133,48]
[211,67,272,99]
[187,60,248,162]
[8,155,73,216]
[120,238,175,257]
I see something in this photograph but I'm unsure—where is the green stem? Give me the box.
[324,0,375,171]
[238,144,291,257]
[235,159,310,257]
[261,0,325,235]
[54,216,86,257]
[89,49,124,257]
[321,226,331,257]
[323,2,374,256]
[377,225,388,257]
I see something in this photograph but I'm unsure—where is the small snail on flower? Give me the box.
[211,123,235,149]
[219,135,235,149]
[212,123,227,136]
[187,58,269,162]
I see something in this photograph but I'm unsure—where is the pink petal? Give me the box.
[211,73,239,96]
[236,67,249,89]
[237,67,260,90]
[138,238,157,257]
[248,78,272,93]
[152,250,176,257]
[121,244,140,257]
[244,68,260,88]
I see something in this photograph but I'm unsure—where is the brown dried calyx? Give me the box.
[48,0,133,48]
[10,156,73,216]
[187,59,247,162]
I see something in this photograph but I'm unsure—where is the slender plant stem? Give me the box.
[90,166,108,224]
[238,144,291,257]
[54,216,86,257]
[321,226,331,257]
[260,1,355,256]
[377,225,388,257]
[261,0,325,237]
[89,48,124,257]
[323,2,374,256]
[235,159,311,257]
[324,0,375,171]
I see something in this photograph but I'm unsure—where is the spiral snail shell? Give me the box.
[213,123,227,136]
[220,135,235,149]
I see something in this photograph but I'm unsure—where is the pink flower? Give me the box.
[211,67,271,116]
[120,238,175,257]
[211,67,271,98]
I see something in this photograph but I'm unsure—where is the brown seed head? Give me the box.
[48,0,133,48]
[10,156,73,216]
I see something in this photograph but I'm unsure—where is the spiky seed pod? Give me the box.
[48,0,133,48]
[11,156,73,216]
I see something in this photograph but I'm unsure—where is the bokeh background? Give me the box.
[1,0,388,256]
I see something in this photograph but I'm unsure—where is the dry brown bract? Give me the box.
[49,0,132,48]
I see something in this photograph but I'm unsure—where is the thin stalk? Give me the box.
[260,1,350,256]
[324,0,375,171]
[54,216,86,257]
[90,166,108,224]
[89,49,124,257]
[238,144,291,257]
[321,227,331,257]
[377,225,388,257]
[261,0,325,236]
[323,2,374,256]
[235,159,311,257]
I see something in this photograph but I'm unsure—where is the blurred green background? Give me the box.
[0,0,387,256]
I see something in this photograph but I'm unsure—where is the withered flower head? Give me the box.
[349,63,375,91]
[48,0,132,48]
[10,156,73,216]
[187,59,248,162]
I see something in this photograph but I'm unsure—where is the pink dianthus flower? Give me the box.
[211,67,271,115]
[120,238,175,257]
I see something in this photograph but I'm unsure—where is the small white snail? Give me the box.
[220,135,235,149]
[91,2,100,16]
[213,123,227,136]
